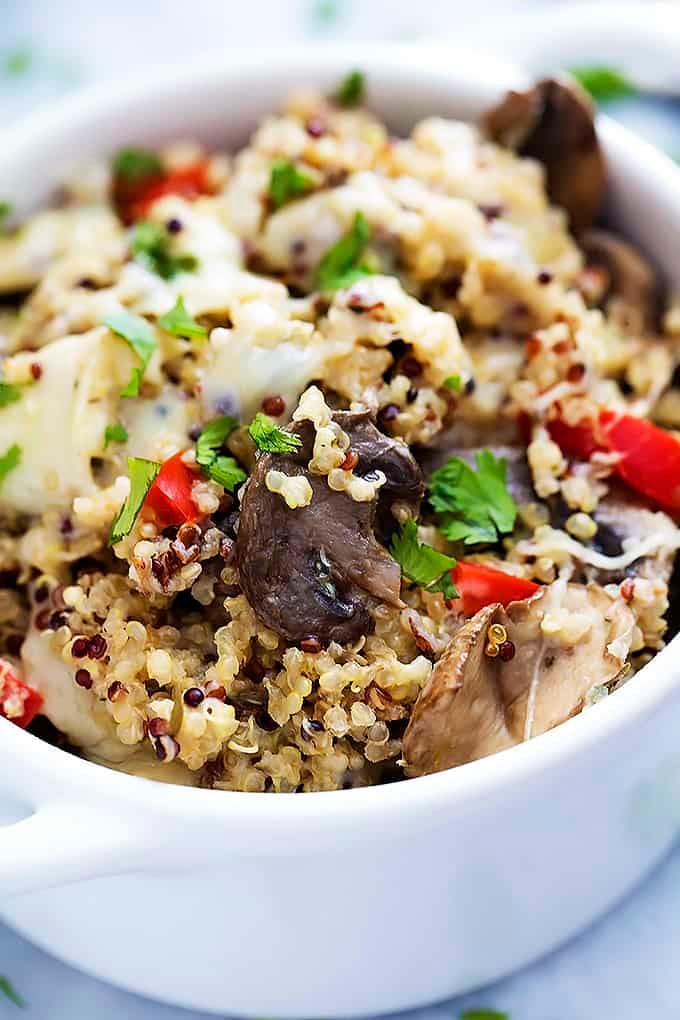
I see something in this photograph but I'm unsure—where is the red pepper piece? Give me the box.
[0,659,43,728]
[143,451,201,529]
[451,562,540,617]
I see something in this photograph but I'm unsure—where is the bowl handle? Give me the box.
[0,802,153,897]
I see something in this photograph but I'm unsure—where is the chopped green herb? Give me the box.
[0,381,21,408]
[157,296,207,340]
[112,146,162,181]
[2,47,32,76]
[104,310,157,398]
[459,1011,508,1020]
[315,211,373,291]
[429,449,517,546]
[131,220,199,280]
[205,455,247,491]
[109,457,161,545]
[268,159,314,210]
[196,415,239,467]
[334,69,365,107]
[443,374,462,392]
[569,66,636,102]
[390,520,458,597]
[103,423,129,448]
[0,444,21,489]
[0,976,25,1008]
[0,201,12,226]
[248,413,303,454]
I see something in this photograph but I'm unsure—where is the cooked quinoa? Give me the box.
[1,73,680,790]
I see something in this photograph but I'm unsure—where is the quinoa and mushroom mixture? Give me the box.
[1,72,680,791]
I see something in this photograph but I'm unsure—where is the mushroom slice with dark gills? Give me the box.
[403,581,634,776]
[236,410,424,646]
[581,228,661,335]
[484,76,605,233]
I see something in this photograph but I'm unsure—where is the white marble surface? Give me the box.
[2,2,680,1015]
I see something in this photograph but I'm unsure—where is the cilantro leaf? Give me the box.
[0,976,25,1008]
[0,381,21,407]
[459,1011,508,1020]
[205,455,247,491]
[443,374,462,392]
[109,457,161,545]
[131,220,199,280]
[196,416,239,467]
[569,66,636,103]
[112,146,162,181]
[315,211,373,291]
[334,69,365,107]
[390,520,458,595]
[428,449,518,546]
[103,423,129,448]
[0,444,21,489]
[248,413,302,453]
[269,159,314,210]
[157,296,207,340]
[104,310,157,398]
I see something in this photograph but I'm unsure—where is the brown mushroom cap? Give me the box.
[403,581,634,777]
[581,228,661,334]
[484,76,606,233]
[236,410,424,646]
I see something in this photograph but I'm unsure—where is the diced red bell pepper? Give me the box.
[143,451,201,529]
[451,561,540,617]
[548,410,680,514]
[0,659,43,728]
[115,160,211,224]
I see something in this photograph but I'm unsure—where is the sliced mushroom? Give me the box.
[403,581,634,776]
[485,76,605,233]
[236,410,424,646]
[581,228,661,334]
[591,487,680,586]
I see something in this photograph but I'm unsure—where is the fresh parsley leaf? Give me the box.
[315,211,373,291]
[104,310,157,398]
[248,413,302,453]
[131,220,198,280]
[0,976,25,1008]
[390,520,458,596]
[112,146,162,181]
[103,423,129,448]
[109,457,161,545]
[334,69,365,107]
[459,1011,508,1020]
[269,159,314,210]
[0,381,21,407]
[196,416,239,467]
[429,449,518,546]
[157,296,207,340]
[205,455,247,491]
[569,66,636,103]
[0,444,21,489]
[443,374,462,392]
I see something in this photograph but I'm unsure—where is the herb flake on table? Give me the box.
[109,457,161,545]
[334,69,365,107]
[459,1010,508,1020]
[315,211,373,291]
[2,47,33,77]
[0,444,21,489]
[569,65,636,102]
[429,449,517,546]
[157,296,207,340]
[268,159,315,209]
[248,413,303,454]
[0,976,25,1008]
[0,201,12,227]
[390,519,458,597]
[104,310,157,398]
[130,220,198,280]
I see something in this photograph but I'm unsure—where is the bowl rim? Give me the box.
[2,43,680,828]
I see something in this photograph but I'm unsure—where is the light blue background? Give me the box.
[2,2,680,1015]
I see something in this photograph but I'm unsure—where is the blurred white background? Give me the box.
[3,2,680,1018]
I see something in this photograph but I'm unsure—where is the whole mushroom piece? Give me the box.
[485,76,606,233]
[236,410,424,646]
[581,228,661,334]
[403,581,634,777]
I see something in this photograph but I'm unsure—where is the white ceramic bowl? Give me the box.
[2,44,680,1019]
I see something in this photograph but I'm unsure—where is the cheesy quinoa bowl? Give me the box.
[1,72,679,792]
